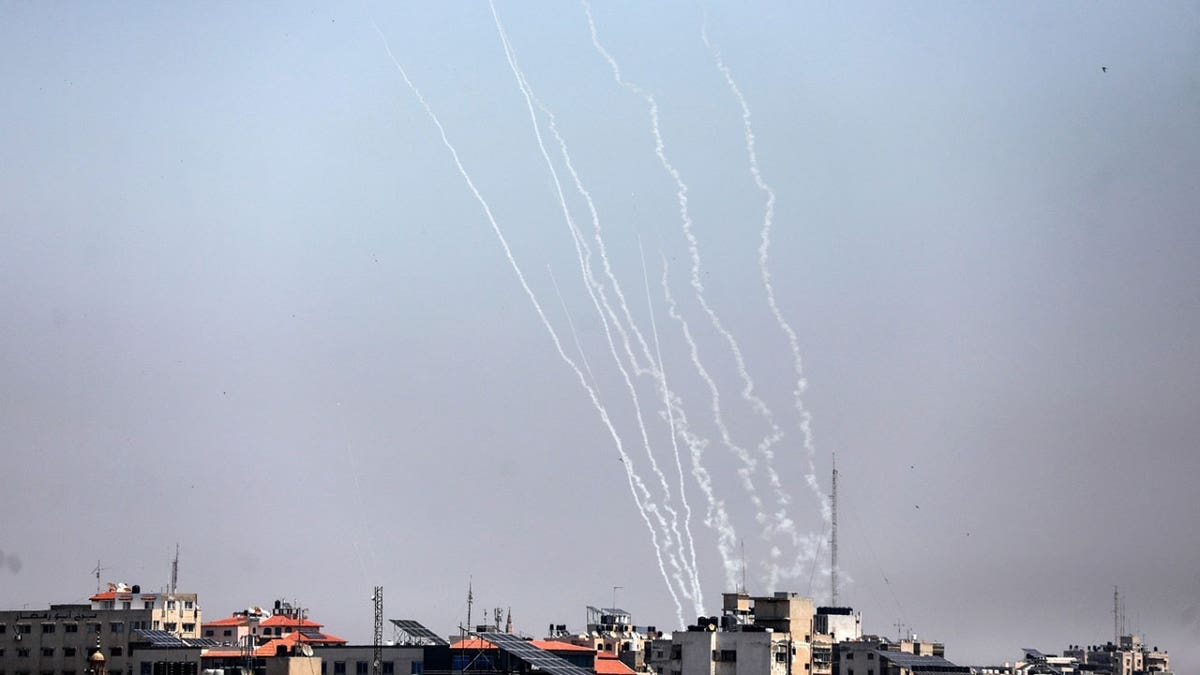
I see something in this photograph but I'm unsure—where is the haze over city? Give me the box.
[2,2,1198,671]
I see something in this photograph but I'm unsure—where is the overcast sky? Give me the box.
[2,1,1198,670]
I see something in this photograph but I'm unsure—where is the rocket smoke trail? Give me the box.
[660,254,742,590]
[701,21,831,567]
[639,237,704,609]
[488,1,699,609]
[368,16,685,628]
[540,98,722,611]
[547,264,597,388]
[584,0,788,580]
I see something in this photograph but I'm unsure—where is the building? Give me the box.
[200,601,346,649]
[0,583,201,675]
[833,637,961,675]
[646,592,816,675]
[546,607,661,673]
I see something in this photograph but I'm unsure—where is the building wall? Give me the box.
[308,645,423,675]
[0,605,152,675]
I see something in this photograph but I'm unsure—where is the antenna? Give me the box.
[91,560,109,593]
[831,451,839,607]
[466,577,474,634]
[372,586,383,675]
[611,586,622,611]
[169,544,180,595]
[1113,586,1119,643]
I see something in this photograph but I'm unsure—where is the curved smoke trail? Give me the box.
[369,16,685,628]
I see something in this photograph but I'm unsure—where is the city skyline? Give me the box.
[2,2,1197,671]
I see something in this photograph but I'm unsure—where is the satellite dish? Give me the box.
[299,644,314,657]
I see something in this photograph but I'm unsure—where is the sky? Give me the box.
[2,0,1199,670]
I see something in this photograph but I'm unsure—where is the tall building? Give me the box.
[645,592,816,675]
[0,582,201,675]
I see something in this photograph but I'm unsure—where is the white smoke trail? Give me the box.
[659,254,742,590]
[547,263,597,387]
[637,236,704,611]
[368,16,685,628]
[487,2,698,610]
[701,20,831,571]
[584,0,787,578]
[538,99,725,613]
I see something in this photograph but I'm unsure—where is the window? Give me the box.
[867,653,874,661]
[17,649,30,658]
[334,663,346,675]
[382,663,394,675]
[122,602,132,610]
[223,630,232,637]
[65,624,79,633]
[320,663,326,675]
[184,601,194,610]
[17,625,31,634]
[111,622,125,633]
[41,649,54,658]
[64,648,77,657]
[846,653,854,660]
[111,647,123,657]
[409,664,423,675]
[163,623,176,632]
[670,646,681,660]
[41,625,55,634]
[0,624,6,633]
[356,661,369,675]
[204,630,214,637]
[182,624,194,633]
[90,623,102,634]
[775,653,787,663]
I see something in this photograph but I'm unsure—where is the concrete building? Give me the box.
[200,602,345,649]
[812,611,860,647]
[546,607,661,673]
[833,637,959,675]
[645,592,816,675]
[0,583,201,675]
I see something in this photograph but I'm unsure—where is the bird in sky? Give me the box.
[1102,66,1108,73]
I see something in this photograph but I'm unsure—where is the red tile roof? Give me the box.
[260,615,322,629]
[287,630,347,645]
[594,654,635,675]
[89,592,117,601]
[449,638,497,650]
[202,616,251,628]
[532,640,595,653]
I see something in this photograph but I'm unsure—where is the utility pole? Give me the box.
[831,452,839,607]
[373,586,383,675]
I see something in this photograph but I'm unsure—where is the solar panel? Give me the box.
[135,630,188,647]
[299,630,326,640]
[478,632,594,675]
[390,619,448,646]
[185,638,220,647]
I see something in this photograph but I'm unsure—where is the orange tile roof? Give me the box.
[260,615,322,629]
[450,638,497,650]
[90,592,117,601]
[594,654,635,675]
[201,650,244,659]
[203,616,251,627]
[532,640,595,653]
[286,630,347,645]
